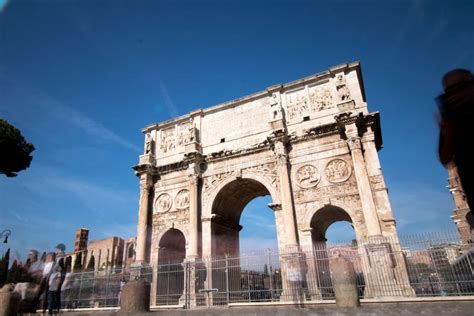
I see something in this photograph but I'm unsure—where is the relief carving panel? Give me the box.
[308,86,334,112]
[175,189,190,209]
[325,158,351,183]
[295,164,320,188]
[160,128,176,153]
[294,177,358,204]
[155,193,172,213]
[285,88,308,120]
[177,123,195,146]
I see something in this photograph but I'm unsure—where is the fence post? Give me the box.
[77,272,83,308]
[268,249,274,301]
[105,271,110,307]
[225,254,230,305]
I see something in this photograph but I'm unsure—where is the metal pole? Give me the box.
[225,254,230,305]
[268,249,274,301]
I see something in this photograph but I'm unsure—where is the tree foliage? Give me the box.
[0,248,10,286]
[0,118,35,177]
[6,260,22,284]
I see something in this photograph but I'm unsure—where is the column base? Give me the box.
[361,239,415,298]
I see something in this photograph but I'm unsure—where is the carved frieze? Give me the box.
[243,162,280,193]
[202,172,232,203]
[175,189,190,209]
[294,180,358,204]
[309,86,334,112]
[325,158,351,183]
[286,88,308,120]
[155,193,172,213]
[160,128,176,153]
[177,123,195,146]
[152,211,189,235]
[295,164,320,189]
[333,194,362,211]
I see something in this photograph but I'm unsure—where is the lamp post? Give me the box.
[0,230,11,244]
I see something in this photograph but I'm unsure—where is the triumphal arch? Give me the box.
[133,62,413,304]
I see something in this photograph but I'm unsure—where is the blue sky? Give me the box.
[0,0,473,259]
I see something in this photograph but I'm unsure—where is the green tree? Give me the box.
[0,118,35,177]
[0,248,10,286]
[73,252,83,272]
[6,260,22,283]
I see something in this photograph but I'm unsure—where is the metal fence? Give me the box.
[60,231,474,309]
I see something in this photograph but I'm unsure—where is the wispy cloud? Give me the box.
[241,211,276,230]
[389,182,454,233]
[240,237,278,253]
[389,0,424,55]
[35,94,141,153]
[159,80,179,118]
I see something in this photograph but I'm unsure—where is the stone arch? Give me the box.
[157,228,187,264]
[204,172,279,217]
[205,174,278,258]
[155,223,188,250]
[156,228,186,305]
[301,199,361,243]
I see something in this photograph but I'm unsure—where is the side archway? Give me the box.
[301,199,361,244]
[156,228,186,305]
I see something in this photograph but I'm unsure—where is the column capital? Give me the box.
[347,137,362,151]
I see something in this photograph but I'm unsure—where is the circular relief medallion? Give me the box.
[325,158,351,183]
[175,189,190,209]
[295,164,320,188]
[155,193,172,213]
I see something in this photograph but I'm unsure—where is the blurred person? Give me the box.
[48,264,62,315]
[25,249,43,283]
[118,276,126,304]
[437,69,474,210]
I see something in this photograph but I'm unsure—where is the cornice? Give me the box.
[141,62,361,132]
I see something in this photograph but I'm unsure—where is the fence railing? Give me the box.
[59,231,474,309]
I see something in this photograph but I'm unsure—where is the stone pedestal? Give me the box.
[361,239,414,298]
[0,285,21,316]
[280,251,306,303]
[329,256,360,308]
[120,280,150,313]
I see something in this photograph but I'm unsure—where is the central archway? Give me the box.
[210,177,278,258]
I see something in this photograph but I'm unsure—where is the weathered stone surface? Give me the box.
[120,280,150,313]
[0,285,21,316]
[132,62,413,303]
[330,257,360,307]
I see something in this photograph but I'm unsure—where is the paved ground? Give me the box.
[34,301,474,315]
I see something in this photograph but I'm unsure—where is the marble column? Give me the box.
[188,174,199,259]
[136,183,151,263]
[346,136,382,237]
[273,141,298,247]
